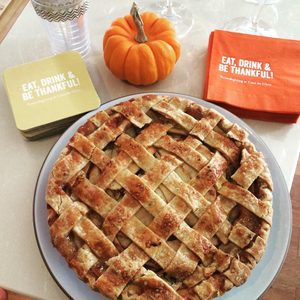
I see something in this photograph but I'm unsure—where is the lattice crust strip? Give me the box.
[46,95,273,300]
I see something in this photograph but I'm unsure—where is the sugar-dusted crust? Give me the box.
[46,94,273,299]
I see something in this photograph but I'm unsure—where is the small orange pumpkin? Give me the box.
[103,3,181,86]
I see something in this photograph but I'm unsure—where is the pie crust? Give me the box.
[46,95,273,299]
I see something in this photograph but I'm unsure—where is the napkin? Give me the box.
[203,30,300,123]
[3,51,100,140]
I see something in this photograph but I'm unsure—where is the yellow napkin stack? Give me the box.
[3,51,101,140]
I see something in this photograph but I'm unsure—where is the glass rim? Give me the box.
[31,0,86,9]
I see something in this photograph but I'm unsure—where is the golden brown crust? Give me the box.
[46,94,273,300]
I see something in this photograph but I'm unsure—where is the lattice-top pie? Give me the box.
[46,95,273,300]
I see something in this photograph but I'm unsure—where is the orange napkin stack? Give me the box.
[203,30,300,123]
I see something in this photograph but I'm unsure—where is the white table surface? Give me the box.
[0,1,299,299]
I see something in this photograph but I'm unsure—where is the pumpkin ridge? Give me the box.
[109,41,134,79]
[153,32,180,61]
[149,18,175,36]
[110,26,132,38]
[124,15,136,31]
[147,40,176,81]
[121,43,135,80]
[112,18,133,35]
[107,34,132,41]
[148,17,161,32]
[141,12,159,33]
[103,32,131,50]
[124,45,141,85]
[139,44,158,85]
[154,30,176,38]
[149,45,159,84]
[104,36,132,68]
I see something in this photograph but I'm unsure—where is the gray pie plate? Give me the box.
[33,92,292,300]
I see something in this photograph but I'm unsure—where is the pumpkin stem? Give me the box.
[130,2,148,43]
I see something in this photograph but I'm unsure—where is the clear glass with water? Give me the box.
[31,0,90,57]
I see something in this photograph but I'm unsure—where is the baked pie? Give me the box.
[46,95,273,299]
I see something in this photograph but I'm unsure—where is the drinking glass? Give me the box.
[223,0,280,37]
[31,0,90,57]
[151,0,194,38]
